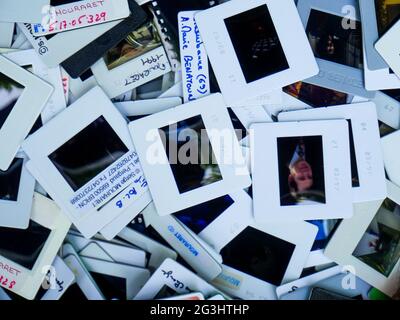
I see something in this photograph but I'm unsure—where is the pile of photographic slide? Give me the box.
[1,0,400,302]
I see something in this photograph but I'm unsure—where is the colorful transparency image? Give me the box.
[277,136,326,206]
[49,116,129,192]
[159,115,223,194]
[283,81,353,108]
[375,0,400,37]
[306,9,363,69]
[0,72,25,130]
[353,198,400,277]
[174,195,234,234]
[0,157,23,201]
[283,82,353,108]
[104,21,162,71]
[224,4,289,84]
[308,219,340,251]
[220,226,295,286]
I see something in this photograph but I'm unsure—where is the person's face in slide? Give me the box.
[326,35,335,55]
[289,159,314,192]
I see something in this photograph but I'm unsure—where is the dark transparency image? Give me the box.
[225,4,289,83]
